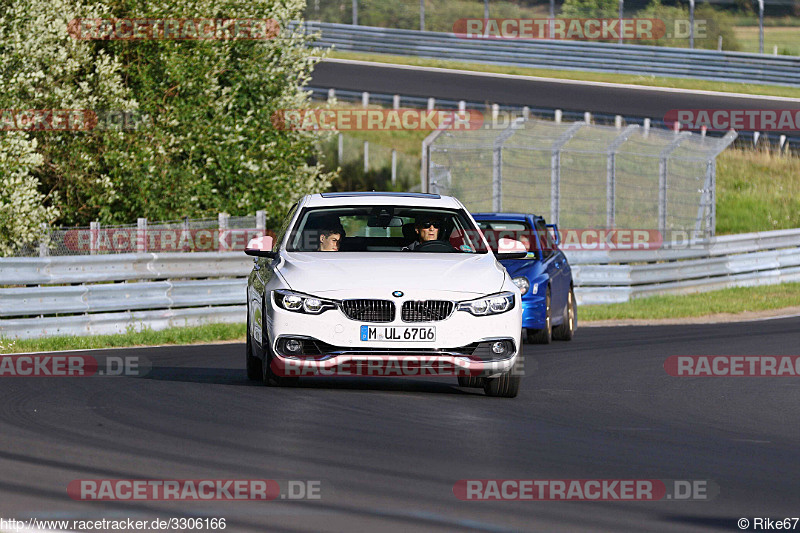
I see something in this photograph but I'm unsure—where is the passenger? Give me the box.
[317,226,343,251]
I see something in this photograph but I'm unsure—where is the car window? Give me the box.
[286,206,489,253]
[475,220,538,256]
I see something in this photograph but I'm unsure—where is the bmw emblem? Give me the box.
[392,291,404,298]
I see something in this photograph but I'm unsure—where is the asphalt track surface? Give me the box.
[310,59,800,119]
[1,316,799,532]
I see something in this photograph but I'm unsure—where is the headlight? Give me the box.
[274,290,337,314]
[457,291,515,316]
[512,277,529,295]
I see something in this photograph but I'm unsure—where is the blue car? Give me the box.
[472,213,576,344]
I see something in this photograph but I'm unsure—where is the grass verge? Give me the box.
[327,50,800,99]
[0,322,246,355]
[581,283,800,321]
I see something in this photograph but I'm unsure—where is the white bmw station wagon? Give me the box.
[244,192,526,397]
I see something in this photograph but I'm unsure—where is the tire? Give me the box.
[526,287,552,344]
[553,286,577,341]
[458,376,484,388]
[483,344,523,398]
[246,315,262,381]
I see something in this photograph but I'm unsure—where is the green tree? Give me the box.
[560,0,618,18]
[1,0,335,245]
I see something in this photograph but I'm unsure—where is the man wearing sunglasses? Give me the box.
[404,217,443,251]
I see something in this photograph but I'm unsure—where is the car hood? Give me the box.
[276,252,506,296]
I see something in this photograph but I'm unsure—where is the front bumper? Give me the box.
[266,294,522,378]
[520,295,547,330]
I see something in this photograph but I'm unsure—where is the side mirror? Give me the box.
[546,224,560,245]
[496,237,528,260]
[245,236,277,258]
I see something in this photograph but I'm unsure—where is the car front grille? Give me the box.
[340,299,395,322]
[401,300,455,322]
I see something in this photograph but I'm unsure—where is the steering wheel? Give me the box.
[413,240,459,252]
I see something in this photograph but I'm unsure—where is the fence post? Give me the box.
[658,132,691,236]
[550,122,584,225]
[352,0,358,25]
[218,212,229,252]
[136,218,147,253]
[38,223,50,257]
[363,140,369,173]
[421,128,446,193]
[492,118,524,212]
[391,149,397,186]
[338,133,343,164]
[256,210,266,234]
[90,221,99,255]
[606,125,638,228]
[420,0,425,31]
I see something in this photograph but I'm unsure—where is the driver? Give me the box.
[317,225,343,251]
[405,217,442,251]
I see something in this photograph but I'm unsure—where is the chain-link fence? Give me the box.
[13,213,271,257]
[424,118,737,238]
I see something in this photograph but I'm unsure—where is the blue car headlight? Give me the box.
[274,290,337,314]
[457,291,515,316]
[512,277,529,295]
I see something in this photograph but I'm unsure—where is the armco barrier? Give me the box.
[302,22,800,87]
[1,228,799,339]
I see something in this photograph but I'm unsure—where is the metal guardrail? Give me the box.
[1,228,798,338]
[304,22,800,87]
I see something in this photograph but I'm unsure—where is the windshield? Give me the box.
[286,206,489,253]
[475,219,543,257]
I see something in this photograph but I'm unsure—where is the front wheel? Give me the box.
[553,286,577,341]
[483,346,523,398]
[246,316,262,381]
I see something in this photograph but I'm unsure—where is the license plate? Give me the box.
[360,325,436,342]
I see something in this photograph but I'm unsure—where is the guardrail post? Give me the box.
[393,94,400,109]
[427,98,435,111]
[137,217,147,253]
[555,109,562,124]
[338,133,343,163]
[363,141,369,173]
[362,91,369,107]
[218,213,229,252]
[38,223,50,257]
[90,221,99,255]
[458,100,465,112]
[327,88,335,102]
[522,106,530,120]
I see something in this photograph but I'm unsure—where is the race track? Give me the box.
[1,317,799,532]
[311,59,800,119]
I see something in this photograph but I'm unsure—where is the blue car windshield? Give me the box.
[475,220,542,255]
